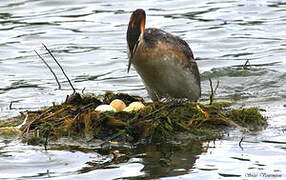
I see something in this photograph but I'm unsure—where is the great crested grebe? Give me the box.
[127,9,201,102]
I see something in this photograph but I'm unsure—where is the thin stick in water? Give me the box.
[209,78,214,105]
[42,43,76,93]
[214,80,220,94]
[242,59,250,70]
[209,78,220,105]
[35,50,61,90]
[239,137,244,150]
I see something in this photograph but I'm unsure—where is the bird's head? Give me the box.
[126,9,146,72]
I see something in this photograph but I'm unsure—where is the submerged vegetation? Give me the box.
[0,92,267,146]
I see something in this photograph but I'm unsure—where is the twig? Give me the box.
[35,50,61,90]
[214,80,220,94]
[242,59,250,70]
[9,101,13,110]
[44,134,48,151]
[9,101,17,110]
[47,170,50,178]
[21,107,61,133]
[82,87,86,94]
[209,78,213,105]
[233,61,281,68]
[42,43,76,93]
[39,108,65,122]
[239,137,244,150]
[17,113,29,129]
[209,78,220,105]
[55,115,73,122]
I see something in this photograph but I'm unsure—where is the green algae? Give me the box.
[0,92,267,145]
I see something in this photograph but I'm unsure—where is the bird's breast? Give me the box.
[131,42,200,100]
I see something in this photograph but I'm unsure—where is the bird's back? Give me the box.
[144,28,194,59]
[142,28,200,87]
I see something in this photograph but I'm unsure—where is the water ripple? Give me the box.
[0,0,286,179]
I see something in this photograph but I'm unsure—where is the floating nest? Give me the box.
[0,92,267,145]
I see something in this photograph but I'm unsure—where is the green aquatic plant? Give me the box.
[0,92,267,145]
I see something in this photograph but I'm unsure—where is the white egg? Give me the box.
[95,104,116,112]
[123,102,145,112]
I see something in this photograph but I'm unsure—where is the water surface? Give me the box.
[0,0,286,179]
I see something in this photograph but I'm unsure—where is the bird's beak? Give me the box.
[127,56,132,73]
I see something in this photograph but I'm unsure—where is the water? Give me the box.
[0,0,286,179]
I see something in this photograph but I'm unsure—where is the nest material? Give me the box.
[0,92,267,144]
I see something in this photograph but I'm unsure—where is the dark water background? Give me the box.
[0,0,286,179]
